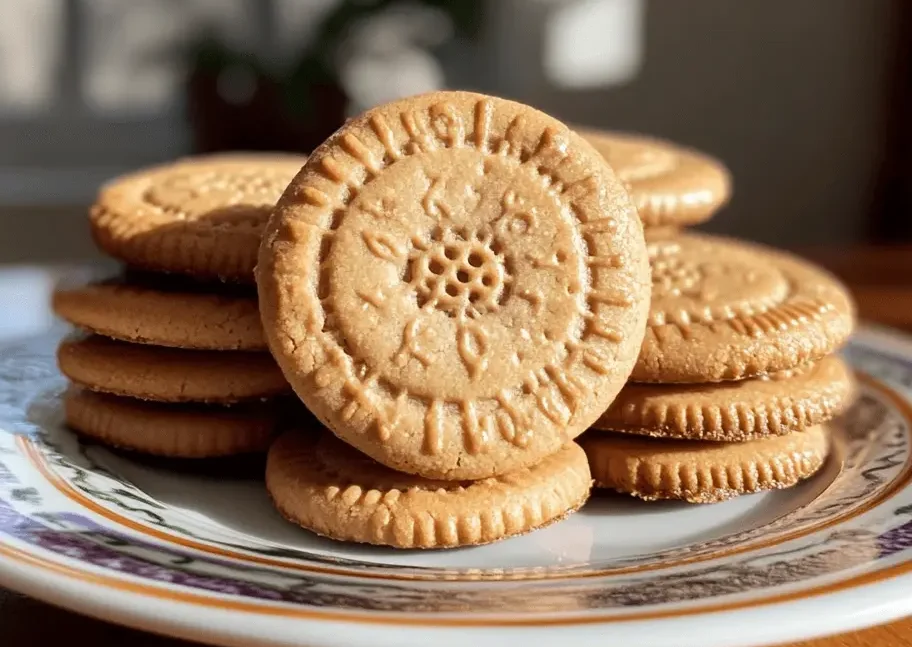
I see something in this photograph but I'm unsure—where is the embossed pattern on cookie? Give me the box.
[258,91,650,480]
[596,355,855,441]
[634,233,855,383]
[575,129,732,228]
[266,430,592,548]
[580,425,831,503]
[90,153,306,282]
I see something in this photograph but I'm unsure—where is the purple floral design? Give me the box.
[0,498,327,605]
[878,505,912,558]
[0,489,905,614]
[0,461,16,486]
[878,520,912,558]
[0,332,908,615]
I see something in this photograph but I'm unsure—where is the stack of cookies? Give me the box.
[48,90,859,551]
[52,154,306,459]
[575,130,856,503]
[256,92,654,548]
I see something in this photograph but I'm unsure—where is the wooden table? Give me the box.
[2,248,912,646]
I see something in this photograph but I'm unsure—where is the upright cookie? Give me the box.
[266,430,592,548]
[575,129,731,228]
[52,275,266,350]
[635,233,855,382]
[58,335,290,404]
[258,91,651,480]
[63,388,277,458]
[90,153,306,283]
[596,355,854,441]
[580,425,830,503]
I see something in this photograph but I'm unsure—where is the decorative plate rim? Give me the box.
[15,371,912,583]
[0,324,910,647]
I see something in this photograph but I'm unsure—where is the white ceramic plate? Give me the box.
[0,325,910,647]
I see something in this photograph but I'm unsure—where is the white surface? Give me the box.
[0,0,61,112]
[543,0,644,88]
[0,266,59,342]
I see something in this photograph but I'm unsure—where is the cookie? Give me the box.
[90,153,306,283]
[634,233,855,383]
[575,129,731,228]
[580,424,830,503]
[58,335,290,404]
[258,90,650,480]
[266,430,592,548]
[643,227,681,242]
[52,275,266,351]
[596,355,854,441]
[63,387,277,457]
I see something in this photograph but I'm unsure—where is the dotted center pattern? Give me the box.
[645,238,793,328]
[651,256,703,299]
[409,228,511,319]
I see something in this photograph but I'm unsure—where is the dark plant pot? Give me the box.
[185,68,347,155]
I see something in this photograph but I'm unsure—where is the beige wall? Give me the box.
[523,0,897,246]
[0,0,897,265]
[0,207,99,265]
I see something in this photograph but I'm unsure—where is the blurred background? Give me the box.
[0,0,909,265]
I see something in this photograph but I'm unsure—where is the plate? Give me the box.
[0,325,911,647]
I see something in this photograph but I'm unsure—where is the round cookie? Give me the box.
[63,388,278,457]
[634,233,855,383]
[575,129,731,228]
[58,335,290,404]
[52,276,266,351]
[580,425,830,503]
[266,430,592,548]
[596,355,854,441]
[90,153,306,283]
[258,90,651,480]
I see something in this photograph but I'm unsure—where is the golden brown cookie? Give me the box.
[575,129,731,228]
[258,90,651,480]
[580,425,830,503]
[266,430,592,548]
[58,335,290,404]
[634,233,855,383]
[596,355,854,441]
[643,226,681,242]
[63,387,278,457]
[52,276,266,351]
[90,153,306,283]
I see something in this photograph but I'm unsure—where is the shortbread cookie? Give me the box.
[63,387,277,457]
[576,129,731,228]
[258,90,651,480]
[52,275,266,350]
[58,335,290,403]
[90,153,306,283]
[266,430,592,548]
[596,355,854,441]
[580,425,830,503]
[634,233,855,382]
[643,227,681,242]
